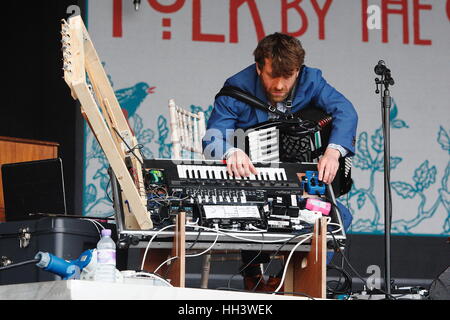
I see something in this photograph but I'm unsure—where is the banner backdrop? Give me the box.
[83,0,450,236]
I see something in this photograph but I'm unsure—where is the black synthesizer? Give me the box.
[142,159,333,231]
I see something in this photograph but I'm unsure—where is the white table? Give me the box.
[0,280,311,300]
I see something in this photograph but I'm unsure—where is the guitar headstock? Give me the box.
[61,17,85,100]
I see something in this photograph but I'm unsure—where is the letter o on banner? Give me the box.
[148,0,186,13]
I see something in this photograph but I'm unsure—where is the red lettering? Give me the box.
[113,0,122,38]
[413,0,432,45]
[281,0,309,37]
[162,18,171,27]
[192,0,225,42]
[382,0,409,44]
[162,31,171,40]
[311,0,333,40]
[361,0,369,42]
[229,0,266,43]
[147,0,185,13]
[447,0,450,21]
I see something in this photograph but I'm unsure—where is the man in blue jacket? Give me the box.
[203,32,358,291]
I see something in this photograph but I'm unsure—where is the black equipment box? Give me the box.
[0,217,102,285]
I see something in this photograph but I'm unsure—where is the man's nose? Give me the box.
[273,78,284,90]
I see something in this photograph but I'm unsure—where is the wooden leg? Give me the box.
[140,212,186,287]
[200,253,211,289]
[170,211,186,287]
[284,217,327,298]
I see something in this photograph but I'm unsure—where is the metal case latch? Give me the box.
[19,227,31,248]
[1,256,12,267]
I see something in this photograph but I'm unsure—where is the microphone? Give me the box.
[374,60,388,76]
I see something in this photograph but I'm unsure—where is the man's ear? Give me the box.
[256,63,261,76]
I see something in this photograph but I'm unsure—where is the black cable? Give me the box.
[226,236,264,290]
[328,229,398,300]
[322,196,398,299]
[112,127,144,166]
[327,264,352,296]
[187,227,203,250]
[0,259,40,271]
[105,178,113,202]
[251,229,313,292]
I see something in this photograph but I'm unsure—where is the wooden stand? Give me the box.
[141,216,327,298]
[61,16,152,230]
[141,212,186,287]
[283,217,327,298]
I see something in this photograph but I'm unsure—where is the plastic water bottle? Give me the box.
[94,229,116,282]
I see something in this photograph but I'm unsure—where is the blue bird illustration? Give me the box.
[115,82,156,118]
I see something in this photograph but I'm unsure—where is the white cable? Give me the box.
[153,226,220,274]
[186,218,199,226]
[140,224,176,271]
[272,234,313,294]
[328,222,342,234]
[81,218,105,236]
[190,225,311,244]
[185,229,219,258]
[132,272,173,287]
[153,256,178,274]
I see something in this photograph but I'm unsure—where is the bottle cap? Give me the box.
[101,229,112,237]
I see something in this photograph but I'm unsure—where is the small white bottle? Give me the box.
[94,229,116,282]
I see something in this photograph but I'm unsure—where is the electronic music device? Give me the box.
[110,159,347,251]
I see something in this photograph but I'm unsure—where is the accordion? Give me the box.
[215,86,353,198]
[244,106,353,198]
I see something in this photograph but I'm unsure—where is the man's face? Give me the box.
[256,58,299,105]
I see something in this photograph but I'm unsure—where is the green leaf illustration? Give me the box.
[133,114,144,134]
[157,116,169,140]
[357,193,366,209]
[139,129,154,144]
[390,102,398,120]
[391,119,409,129]
[437,126,450,153]
[413,160,437,192]
[85,184,97,205]
[391,181,416,199]
[371,128,384,153]
[442,162,450,191]
[357,132,371,160]
[353,154,371,170]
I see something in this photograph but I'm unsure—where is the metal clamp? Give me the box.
[1,256,12,267]
[19,227,31,248]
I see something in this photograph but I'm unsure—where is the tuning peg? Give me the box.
[63,61,73,71]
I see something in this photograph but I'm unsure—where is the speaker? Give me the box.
[428,266,450,300]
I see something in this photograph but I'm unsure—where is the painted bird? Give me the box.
[115,82,156,118]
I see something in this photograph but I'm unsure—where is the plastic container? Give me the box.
[94,229,116,282]
[305,198,331,215]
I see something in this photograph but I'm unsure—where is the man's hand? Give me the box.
[317,147,341,184]
[226,149,258,178]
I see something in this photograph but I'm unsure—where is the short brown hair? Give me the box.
[253,33,305,78]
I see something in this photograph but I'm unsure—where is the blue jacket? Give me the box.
[203,64,358,159]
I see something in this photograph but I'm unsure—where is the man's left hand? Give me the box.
[317,147,341,184]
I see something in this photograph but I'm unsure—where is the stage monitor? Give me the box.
[1,158,67,221]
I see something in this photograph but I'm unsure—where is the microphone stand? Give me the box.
[374,61,395,298]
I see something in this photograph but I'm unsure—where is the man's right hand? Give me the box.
[226,149,258,178]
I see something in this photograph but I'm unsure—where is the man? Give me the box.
[203,32,358,291]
